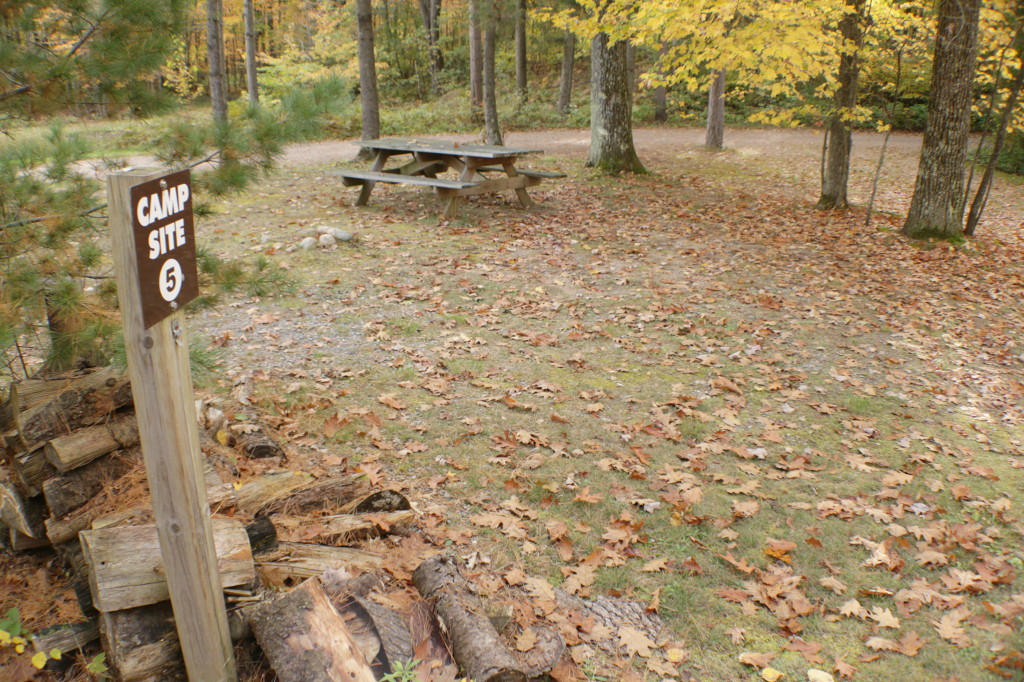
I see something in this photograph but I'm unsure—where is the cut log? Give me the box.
[293,509,415,544]
[80,518,255,612]
[235,470,369,516]
[256,542,384,588]
[1,480,46,537]
[2,371,92,430]
[31,619,101,658]
[45,457,226,545]
[354,597,415,670]
[5,366,132,451]
[54,540,97,617]
[412,554,528,682]
[236,425,284,459]
[44,414,138,473]
[100,603,184,682]
[247,577,376,682]
[9,527,49,550]
[42,448,140,518]
[244,516,278,555]
[9,445,53,497]
[342,489,411,514]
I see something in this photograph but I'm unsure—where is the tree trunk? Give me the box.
[903,0,981,238]
[206,0,228,123]
[965,26,1024,236]
[557,29,575,114]
[418,0,443,96]
[818,0,864,209]
[483,3,503,146]
[705,67,726,149]
[243,0,259,104]
[588,33,644,173]
[515,0,528,99]
[356,0,381,160]
[469,0,483,113]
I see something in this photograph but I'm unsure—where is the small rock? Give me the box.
[331,228,355,242]
[319,233,337,247]
[260,233,271,244]
[315,225,333,235]
[298,237,317,250]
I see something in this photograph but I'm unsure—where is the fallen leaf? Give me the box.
[619,627,656,657]
[761,666,784,681]
[739,652,776,669]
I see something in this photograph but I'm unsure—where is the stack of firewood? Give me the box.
[1,366,573,682]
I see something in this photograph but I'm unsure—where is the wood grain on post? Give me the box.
[108,170,236,682]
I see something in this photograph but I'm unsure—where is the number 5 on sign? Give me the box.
[130,169,198,328]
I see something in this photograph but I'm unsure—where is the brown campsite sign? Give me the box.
[130,169,198,328]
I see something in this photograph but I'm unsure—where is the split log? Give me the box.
[31,619,101,658]
[256,542,384,588]
[9,445,52,497]
[80,518,255,612]
[100,603,184,682]
[42,448,140,518]
[9,527,49,550]
[236,470,369,516]
[1,480,46,537]
[248,577,376,682]
[1,372,88,430]
[296,509,415,544]
[353,597,415,670]
[412,554,528,682]
[5,366,131,451]
[236,425,284,459]
[44,414,138,473]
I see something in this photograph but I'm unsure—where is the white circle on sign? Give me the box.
[159,258,184,302]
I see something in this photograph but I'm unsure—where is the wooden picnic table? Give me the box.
[327,137,564,218]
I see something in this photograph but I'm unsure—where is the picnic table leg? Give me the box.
[501,160,536,209]
[356,151,390,206]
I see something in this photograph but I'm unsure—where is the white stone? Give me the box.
[318,233,337,247]
[331,228,355,242]
[315,225,333,235]
[298,237,317,250]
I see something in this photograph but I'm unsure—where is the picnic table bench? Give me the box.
[328,138,565,218]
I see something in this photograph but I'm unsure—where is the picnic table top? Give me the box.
[359,137,544,159]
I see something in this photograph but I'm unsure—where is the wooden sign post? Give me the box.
[108,169,236,681]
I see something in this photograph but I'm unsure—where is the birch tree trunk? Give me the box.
[587,33,644,173]
[356,0,381,158]
[243,0,258,105]
[817,0,864,209]
[903,0,981,238]
[206,0,227,123]
[557,29,575,114]
[705,68,726,149]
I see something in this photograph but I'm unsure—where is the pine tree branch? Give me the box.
[0,85,31,103]
[63,9,112,63]
[0,203,106,233]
